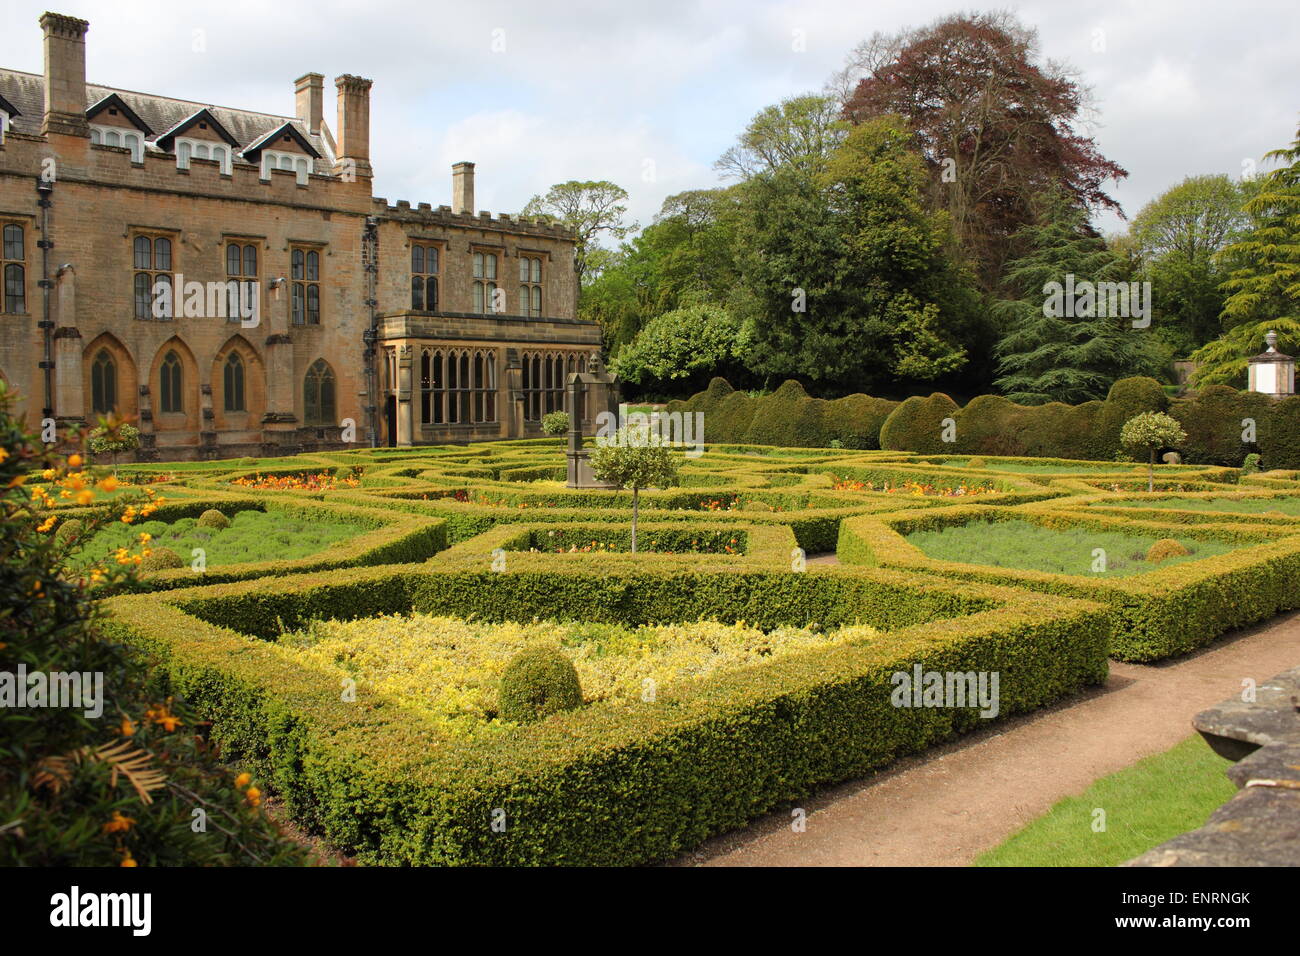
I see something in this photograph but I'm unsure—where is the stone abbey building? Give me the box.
[0,12,601,459]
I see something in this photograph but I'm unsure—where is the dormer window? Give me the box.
[175,137,232,175]
[260,150,311,186]
[0,111,8,145]
[90,125,144,163]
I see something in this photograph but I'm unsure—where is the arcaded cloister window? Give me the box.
[159,350,183,413]
[411,244,439,311]
[472,251,498,313]
[91,349,117,414]
[133,235,173,320]
[518,255,542,317]
[2,224,24,314]
[420,348,497,426]
[291,248,321,325]
[522,352,585,422]
[223,352,246,412]
[226,242,258,322]
[303,359,335,427]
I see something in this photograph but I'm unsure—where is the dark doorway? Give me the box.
[384,395,397,447]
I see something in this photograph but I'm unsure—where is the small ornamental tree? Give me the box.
[86,414,141,476]
[587,424,680,553]
[541,411,570,436]
[1120,411,1188,492]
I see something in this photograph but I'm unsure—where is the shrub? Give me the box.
[1093,377,1168,460]
[743,382,825,447]
[1242,453,1262,476]
[1267,396,1300,469]
[1169,386,1271,466]
[54,517,84,544]
[1146,538,1190,563]
[140,547,184,571]
[498,643,584,724]
[879,393,960,453]
[197,508,231,529]
[541,411,570,436]
[967,457,987,469]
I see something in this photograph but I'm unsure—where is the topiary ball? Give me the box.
[140,547,184,571]
[966,457,987,469]
[498,643,583,724]
[1145,538,1190,563]
[197,509,230,529]
[54,517,84,544]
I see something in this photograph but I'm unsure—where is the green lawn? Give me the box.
[77,508,366,568]
[974,736,1235,867]
[906,518,1240,576]
[1110,495,1300,516]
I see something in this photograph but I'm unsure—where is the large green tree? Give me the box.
[995,193,1161,404]
[1191,125,1300,386]
[521,180,636,286]
[731,115,978,394]
[1128,174,1249,355]
[610,303,748,394]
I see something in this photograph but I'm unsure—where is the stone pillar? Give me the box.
[199,383,217,458]
[396,343,413,446]
[261,277,298,452]
[136,384,158,462]
[503,348,523,438]
[53,328,83,427]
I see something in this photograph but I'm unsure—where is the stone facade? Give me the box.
[0,12,600,460]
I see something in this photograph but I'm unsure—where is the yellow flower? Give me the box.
[103,811,136,834]
[76,489,94,506]
[41,469,55,480]
[37,516,57,533]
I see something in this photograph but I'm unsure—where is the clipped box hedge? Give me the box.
[104,561,1108,865]
[838,503,1300,661]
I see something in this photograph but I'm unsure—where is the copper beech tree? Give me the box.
[842,11,1127,289]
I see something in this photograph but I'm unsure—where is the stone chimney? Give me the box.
[334,74,372,179]
[452,162,475,215]
[40,12,90,138]
[295,72,323,135]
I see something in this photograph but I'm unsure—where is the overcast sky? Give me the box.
[4,0,1296,238]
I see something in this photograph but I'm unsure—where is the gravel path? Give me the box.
[673,608,1300,867]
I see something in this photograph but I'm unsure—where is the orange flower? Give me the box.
[235,772,252,788]
[120,853,138,868]
[67,454,83,468]
[98,475,119,492]
[119,716,135,736]
[76,489,94,506]
[155,713,182,732]
[36,516,57,533]
[103,811,136,834]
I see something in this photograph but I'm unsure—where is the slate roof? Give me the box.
[0,68,333,173]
